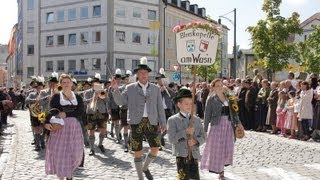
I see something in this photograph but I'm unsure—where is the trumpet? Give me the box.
[97,90,107,99]
[54,84,62,92]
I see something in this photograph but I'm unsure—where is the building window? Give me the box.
[167,38,172,48]
[116,7,125,17]
[80,59,86,70]
[116,31,125,42]
[27,67,34,78]
[57,35,64,45]
[56,10,64,22]
[92,58,101,70]
[46,61,53,72]
[148,10,156,20]
[80,32,89,44]
[68,34,76,45]
[132,32,141,43]
[46,36,54,46]
[116,59,125,70]
[27,21,34,33]
[57,60,64,71]
[27,0,34,10]
[148,33,156,45]
[92,31,101,43]
[132,59,139,70]
[133,8,141,18]
[80,7,88,19]
[27,45,34,55]
[47,12,54,23]
[68,60,76,71]
[68,8,76,21]
[93,5,101,17]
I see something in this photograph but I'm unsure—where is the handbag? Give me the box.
[49,116,64,131]
[235,126,245,139]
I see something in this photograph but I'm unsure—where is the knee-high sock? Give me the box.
[111,123,114,133]
[35,133,41,147]
[98,134,104,146]
[143,153,156,171]
[124,133,129,147]
[115,124,120,140]
[134,157,144,180]
[89,135,95,150]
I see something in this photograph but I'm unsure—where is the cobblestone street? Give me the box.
[0,110,320,180]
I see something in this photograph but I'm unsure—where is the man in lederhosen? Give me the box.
[155,70,174,150]
[38,72,59,148]
[119,70,133,152]
[86,82,108,156]
[111,57,166,180]
[26,77,37,145]
[26,76,46,151]
[108,69,123,144]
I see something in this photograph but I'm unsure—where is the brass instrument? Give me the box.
[98,90,107,99]
[30,102,41,117]
[54,84,62,92]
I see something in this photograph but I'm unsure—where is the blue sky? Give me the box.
[0,0,319,53]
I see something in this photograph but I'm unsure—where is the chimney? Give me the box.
[177,0,181,7]
[198,8,206,17]
[190,4,198,14]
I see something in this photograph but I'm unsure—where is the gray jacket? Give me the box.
[108,87,120,110]
[112,82,166,128]
[38,89,51,111]
[167,113,205,159]
[204,95,241,132]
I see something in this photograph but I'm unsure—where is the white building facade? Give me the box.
[19,0,160,83]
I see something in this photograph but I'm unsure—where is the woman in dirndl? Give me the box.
[200,79,243,180]
[44,74,84,180]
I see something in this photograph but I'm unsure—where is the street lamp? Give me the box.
[219,8,237,78]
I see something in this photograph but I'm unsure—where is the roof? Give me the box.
[166,3,229,30]
[300,12,320,28]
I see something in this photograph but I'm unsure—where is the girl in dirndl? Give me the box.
[201,79,243,180]
[44,74,84,180]
[284,91,296,138]
[276,91,287,136]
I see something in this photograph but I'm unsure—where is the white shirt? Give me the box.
[138,81,148,117]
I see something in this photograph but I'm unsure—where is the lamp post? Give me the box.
[162,0,167,71]
[219,8,237,78]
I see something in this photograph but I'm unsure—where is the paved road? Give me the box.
[1,110,320,180]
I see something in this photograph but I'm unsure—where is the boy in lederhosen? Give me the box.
[167,88,205,180]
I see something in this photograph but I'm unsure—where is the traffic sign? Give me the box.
[172,72,180,81]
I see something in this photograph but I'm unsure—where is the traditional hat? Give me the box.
[35,76,45,87]
[114,68,122,79]
[30,75,37,86]
[72,78,77,85]
[173,88,192,103]
[48,72,59,83]
[122,70,132,79]
[83,77,92,86]
[104,78,111,85]
[91,73,101,83]
[133,56,152,74]
[155,68,166,80]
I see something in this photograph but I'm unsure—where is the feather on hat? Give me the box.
[133,56,152,74]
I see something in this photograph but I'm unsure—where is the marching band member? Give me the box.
[25,76,46,151]
[155,68,175,150]
[86,82,109,155]
[38,72,59,147]
[120,70,133,152]
[27,77,38,145]
[111,57,166,180]
[108,69,123,144]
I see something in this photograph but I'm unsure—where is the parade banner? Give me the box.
[174,23,220,66]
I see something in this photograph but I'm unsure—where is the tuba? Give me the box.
[30,102,41,118]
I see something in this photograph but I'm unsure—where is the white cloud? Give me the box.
[283,0,308,6]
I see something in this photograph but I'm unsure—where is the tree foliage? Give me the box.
[296,25,320,74]
[247,0,302,72]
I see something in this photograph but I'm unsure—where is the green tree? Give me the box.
[296,25,320,74]
[247,0,302,77]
